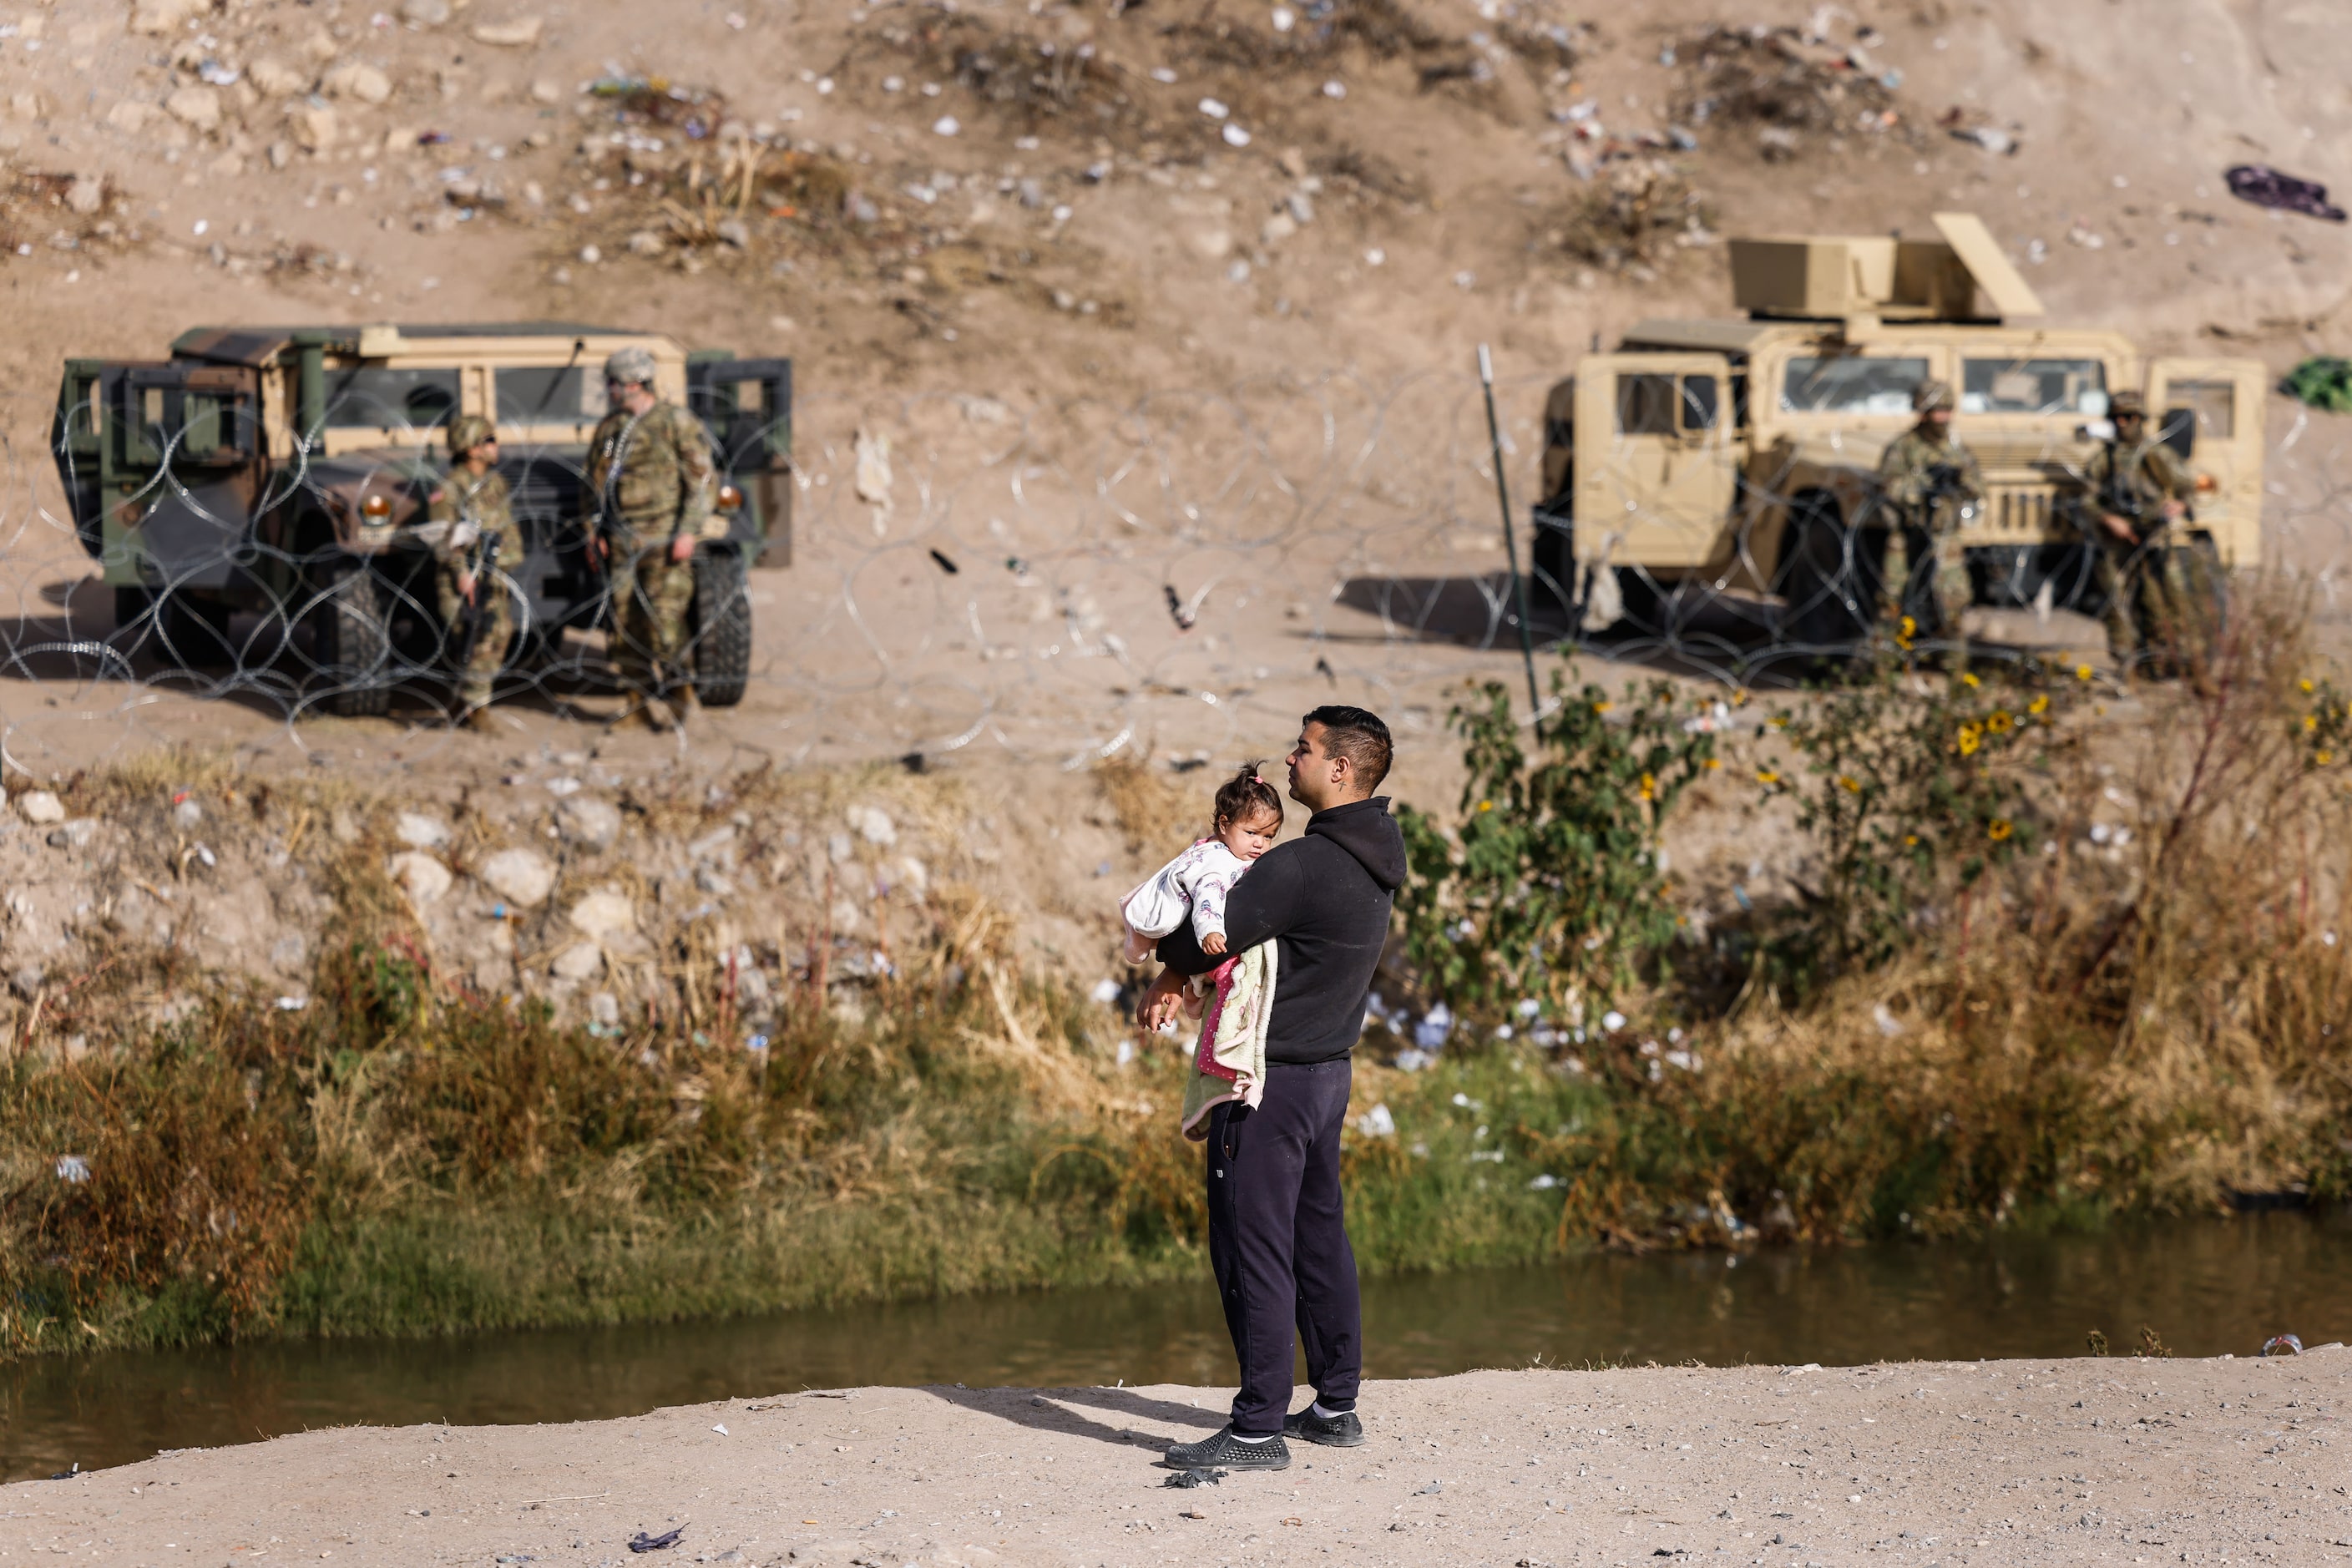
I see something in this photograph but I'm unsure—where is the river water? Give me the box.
[4,1211,2344,1482]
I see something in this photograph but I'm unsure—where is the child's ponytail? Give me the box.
[1213,761,1284,832]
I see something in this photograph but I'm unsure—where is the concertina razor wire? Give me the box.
[9,355,2352,776]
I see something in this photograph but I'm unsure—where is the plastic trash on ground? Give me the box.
[2224,164,2347,222]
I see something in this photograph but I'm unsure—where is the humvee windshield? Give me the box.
[1962,357,2107,417]
[321,365,458,430]
[1780,355,1929,414]
[494,366,609,422]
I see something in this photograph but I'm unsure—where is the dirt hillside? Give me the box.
[2,0,2351,999]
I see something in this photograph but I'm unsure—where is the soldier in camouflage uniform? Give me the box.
[1874,379,1985,662]
[585,346,716,731]
[428,413,524,731]
[2077,388,2200,675]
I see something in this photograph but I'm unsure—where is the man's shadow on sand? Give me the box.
[923,1384,1224,1453]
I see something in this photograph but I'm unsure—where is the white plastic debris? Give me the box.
[54,1155,91,1184]
[1601,1009,1627,1032]
[1198,97,1230,120]
[1090,978,1122,1004]
[1357,1103,1397,1137]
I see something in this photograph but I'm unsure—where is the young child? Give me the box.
[1120,764,1284,964]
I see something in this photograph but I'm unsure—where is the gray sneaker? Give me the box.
[1162,1424,1291,1471]
[1282,1407,1366,1447]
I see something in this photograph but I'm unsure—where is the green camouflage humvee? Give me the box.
[51,322,792,715]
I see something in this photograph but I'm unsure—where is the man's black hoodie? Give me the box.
[1156,796,1408,1064]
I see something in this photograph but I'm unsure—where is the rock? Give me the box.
[529,78,562,104]
[106,100,154,134]
[287,102,337,151]
[267,140,292,169]
[269,935,307,974]
[688,824,737,862]
[470,16,544,48]
[588,991,620,1026]
[400,0,453,23]
[9,91,43,121]
[847,803,896,846]
[389,850,453,908]
[557,797,621,850]
[248,59,308,97]
[48,820,99,850]
[1277,145,1308,180]
[568,889,635,940]
[625,229,665,256]
[129,0,211,36]
[395,812,450,847]
[1187,227,1234,261]
[478,847,555,908]
[715,217,751,249]
[322,62,392,105]
[64,178,104,216]
[1259,212,1297,246]
[165,84,222,132]
[171,798,204,831]
[16,791,65,826]
[577,243,602,265]
[550,943,604,981]
[9,965,44,1000]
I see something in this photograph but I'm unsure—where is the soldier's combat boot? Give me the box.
[459,706,498,733]
[639,696,677,733]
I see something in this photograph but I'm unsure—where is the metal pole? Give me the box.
[1479,344,1544,727]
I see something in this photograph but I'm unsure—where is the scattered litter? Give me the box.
[1090,978,1122,1004]
[628,1528,685,1553]
[1355,1103,1397,1137]
[1948,124,2013,155]
[1872,1004,1904,1037]
[1165,1468,1226,1489]
[1601,1009,1627,1031]
[53,1155,90,1184]
[1322,79,1347,99]
[1222,124,1252,147]
[2225,164,2346,222]
[2261,1333,2304,1357]
[1414,1003,1453,1050]
[712,1423,729,1434]
[1198,98,1231,121]
[932,115,960,137]
[2282,357,2352,414]
[276,995,308,1011]
[1530,1173,1560,1190]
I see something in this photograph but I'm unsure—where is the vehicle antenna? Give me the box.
[1477,343,1544,731]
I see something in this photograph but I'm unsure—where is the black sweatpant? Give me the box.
[1205,1058,1363,1435]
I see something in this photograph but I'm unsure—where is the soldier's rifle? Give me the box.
[1920,462,1981,529]
[452,512,503,673]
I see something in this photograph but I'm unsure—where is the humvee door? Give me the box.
[1571,353,1737,572]
[2145,357,2267,569]
[686,355,793,566]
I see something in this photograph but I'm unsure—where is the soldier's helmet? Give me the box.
[604,345,658,388]
[1912,379,1956,413]
[2108,388,2147,418]
[446,412,497,454]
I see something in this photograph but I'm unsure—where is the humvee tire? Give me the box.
[1776,491,1874,651]
[144,589,236,669]
[690,547,752,708]
[311,564,392,717]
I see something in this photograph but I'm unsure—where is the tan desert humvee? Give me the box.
[1530,214,2266,645]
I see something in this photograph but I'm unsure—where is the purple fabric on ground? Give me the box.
[2224,164,2348,222]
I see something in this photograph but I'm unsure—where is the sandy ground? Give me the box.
[3,1354,2347,1567]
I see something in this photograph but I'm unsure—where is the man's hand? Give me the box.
[588,535,607,567]
[458,571,478,604]
[669,533,696,564]
[1135,968,1188,1033]
[1201,931,1227,956]
[2100,512,2138,544]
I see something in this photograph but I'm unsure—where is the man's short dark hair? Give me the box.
[1302,705,1393,793]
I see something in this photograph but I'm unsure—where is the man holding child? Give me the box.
[1136,705,1407,1470]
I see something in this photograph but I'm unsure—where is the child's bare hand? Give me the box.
[1201,932,1227,955]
